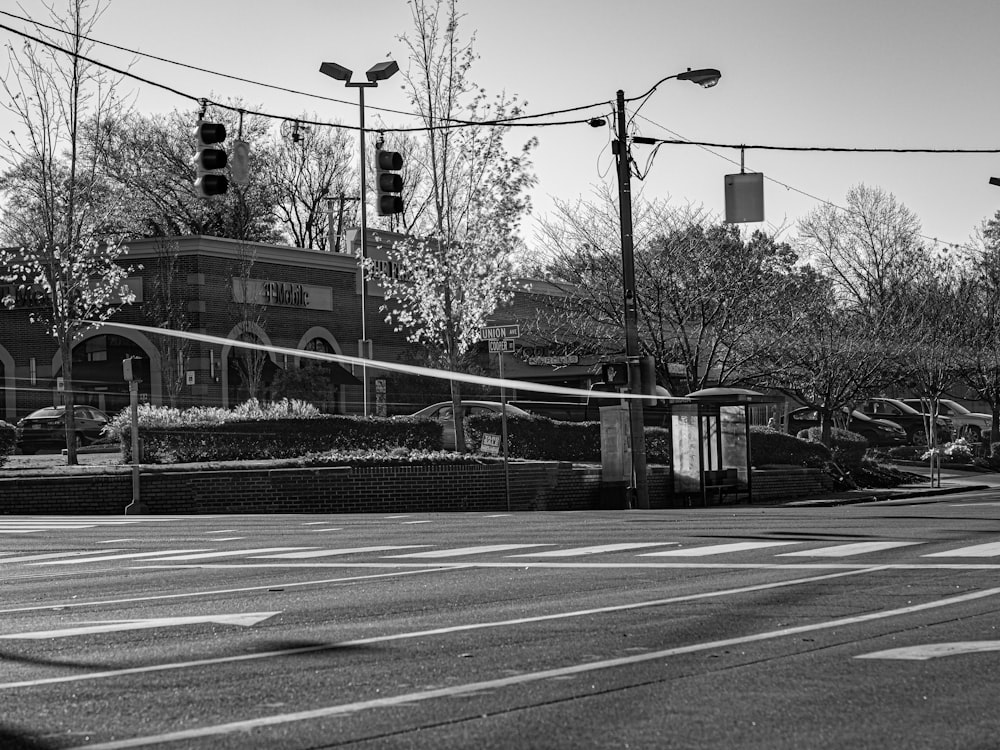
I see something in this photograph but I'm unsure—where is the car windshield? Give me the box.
[942,400,971,415]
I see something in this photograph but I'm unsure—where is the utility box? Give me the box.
[599,405,632,509]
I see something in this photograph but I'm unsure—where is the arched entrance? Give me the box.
[52,332,161,415]
[221,323,279,408]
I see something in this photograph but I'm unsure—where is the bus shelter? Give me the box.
[671,387,782,506]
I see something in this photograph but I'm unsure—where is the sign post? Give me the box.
[479,324,520,511]
[123,357,145,516]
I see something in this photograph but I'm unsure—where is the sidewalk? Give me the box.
[785,465,998,507]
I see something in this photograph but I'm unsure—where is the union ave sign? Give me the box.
[478,324,520,341]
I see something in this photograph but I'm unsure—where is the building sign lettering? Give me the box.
[232,278,333,311]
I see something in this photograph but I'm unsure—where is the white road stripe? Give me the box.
[639,541,798,556]
[508,543,675,557]
[255,546,431,559]
[923,541,1000,557]
[1,567,878,690]
[777,541,920,557]
[385,544,551,558]
[33,550,213,565]
[69,577,1000,750]
[0,551,123,564]
[143,547,316,561]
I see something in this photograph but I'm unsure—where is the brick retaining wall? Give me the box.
[0,463,830,515]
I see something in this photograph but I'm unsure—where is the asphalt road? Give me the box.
[1,491,999,749]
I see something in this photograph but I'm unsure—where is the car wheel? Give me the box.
[910,429,928,447]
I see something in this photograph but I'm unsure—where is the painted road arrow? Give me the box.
[857,641,1000,660]
[0,612,280,639]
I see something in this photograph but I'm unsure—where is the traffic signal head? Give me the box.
[375,149,403,216]
[193,121,229,197]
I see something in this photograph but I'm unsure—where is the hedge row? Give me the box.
[0,420,14,467]
[749,426,831,467]
[795,426,868,469]
[119,416,441,464]
[466,413,672,464]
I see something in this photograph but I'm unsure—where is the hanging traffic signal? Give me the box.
[193,121,229,196]
[375,148,403,216]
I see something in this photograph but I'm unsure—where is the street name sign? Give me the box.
[479,324,520,341]
[488,339,516,353]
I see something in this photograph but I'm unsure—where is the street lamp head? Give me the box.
[319,62,352,82]
[677,68,722,88]
[366,60,400,82]
[990,176,1000,187]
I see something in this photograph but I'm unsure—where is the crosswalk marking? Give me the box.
[255,546,431,559]
[508,543,675,558]
[923,542,1000,558]
[639,541,798,557]
[777,541,921,557]
[386,544,551,558]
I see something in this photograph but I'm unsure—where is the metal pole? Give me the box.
[124,379,144,515]
[499,351,511,512]
[614,89,649,509]
[357,86,369,417]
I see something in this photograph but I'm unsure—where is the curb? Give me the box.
[785,483,990,507]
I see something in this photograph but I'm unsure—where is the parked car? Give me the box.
[857,397,952,446]
[409,400,533,451]
[900,398,992,441]
[786,406,908,447]
[15,405,110,454]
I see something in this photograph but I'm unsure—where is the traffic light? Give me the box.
[193,121,229,196]
[375,148,403,215]
[601,362,628,387]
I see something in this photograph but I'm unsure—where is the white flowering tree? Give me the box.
[0,0,133,463]
[369,0,535,450]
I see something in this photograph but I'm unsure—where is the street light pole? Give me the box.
[613,88,649,510]
[320,60,399,418]
[611,68,720,510]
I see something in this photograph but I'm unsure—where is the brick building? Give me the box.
[1,232,611,423]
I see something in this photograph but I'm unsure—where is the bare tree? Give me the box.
[0,0,133,464]
[797,184,927,315]
[262,115,355,250]
[143,239,189,407]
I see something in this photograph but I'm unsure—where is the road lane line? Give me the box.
[255,546,431,559]
[777,541,920,557]
[386,544,551,558]
[0,567,462,615]
[639,541,798,556]
[32,550,213,565]
[141,547,316,561]
[923,541,1000,557]
[508,543,675,557]
[1,566,879,691]
[67,577,1000,750]
[0,551,124,564]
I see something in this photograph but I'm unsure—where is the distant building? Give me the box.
[0,232,621,422]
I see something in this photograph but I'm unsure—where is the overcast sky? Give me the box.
[2,0,999,252]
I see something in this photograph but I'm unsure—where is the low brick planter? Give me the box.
[0,462,828,515]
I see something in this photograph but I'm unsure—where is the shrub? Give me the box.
[107,400,439,463]
[750,426,831,467]
[0,420,15,467]
[796,426,867,470]
[466,412,599,461]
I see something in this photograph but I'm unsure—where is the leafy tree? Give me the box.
[368,0,536,450]
[0,0,134,464]
[98,105,283,243]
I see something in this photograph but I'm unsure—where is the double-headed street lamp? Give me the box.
[612,67,721,509]
[319,60,400,417]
